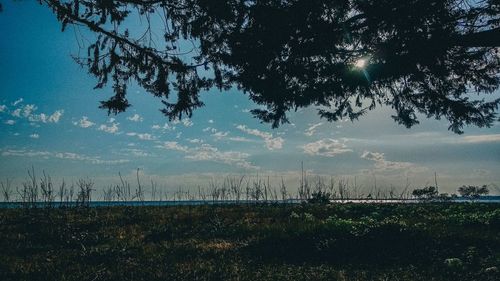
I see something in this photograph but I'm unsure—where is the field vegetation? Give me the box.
[0,203,499,281]
[1,168,498,280]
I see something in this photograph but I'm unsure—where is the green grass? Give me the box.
[0,203,499,281]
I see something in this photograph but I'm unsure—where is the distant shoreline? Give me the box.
[1,196,499,208]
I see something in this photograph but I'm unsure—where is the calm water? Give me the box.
[0,199,302,208]
[0,197,499,208]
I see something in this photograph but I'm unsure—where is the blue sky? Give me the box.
[1,2,499,195]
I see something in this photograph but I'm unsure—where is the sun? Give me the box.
[354,58,367,69]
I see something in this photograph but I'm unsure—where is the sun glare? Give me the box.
[354,58,367,69]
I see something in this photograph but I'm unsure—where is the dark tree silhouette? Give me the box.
[31,0,500,132]
[458,185,489,200]
[412,186,438,200]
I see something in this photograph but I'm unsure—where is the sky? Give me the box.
[0,2,499,196]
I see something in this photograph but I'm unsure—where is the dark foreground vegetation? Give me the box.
[1,203,499,281]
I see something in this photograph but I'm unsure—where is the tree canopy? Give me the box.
[458,185,489,199]
[30,0,500,132]
[412,186,439,200]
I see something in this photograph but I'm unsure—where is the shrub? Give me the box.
[412,186,438,201]
[444,258,464,269]
[458,185,489,201]
[307,191,331,204]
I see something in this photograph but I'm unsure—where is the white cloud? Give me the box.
[185,144,257,169]
[54,152,85,160]
[55,153,129,165]
[120,148,150,157]
[349,132,500,146]
[212,131,229,140]
[361,151,415,172]
[12,98,23,106]
[0,105,7,112]
[360,151,385,162]
[126,132,155,141]
[265,136,284,150]
[301,138,352,157]
[29,133,40,139]
[460,134,500,144]
[203,127,217,133]
[48,110,64,123]
[208,119,214,124]
[73,116,95,128]
[1,149,50,158]
[1,149,129,165]
[264,136,284,150]
[228,136,253,142]
[159,142,258,169]
[4,120,15,125]
[137,133,154,140]
[127,114,143,122]
[204,126,254,142]
[188,138,204,143]
[98,122,119,134]
[28,110,64,123]
[11,109,21,117]
[182,118,193,127]
[162,141,189,152]
[22,104,37,117]
[171,118,193,127]
[29,113,45,122]
[152,123,175,131]
[236,124,272,139]
[164,123,175,130]
[236,125,284,150]
[304,122,323,136]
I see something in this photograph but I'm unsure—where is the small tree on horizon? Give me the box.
[412,186,439,201]
[457,185,489,201]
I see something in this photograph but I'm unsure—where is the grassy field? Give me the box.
[0,203,499,281]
